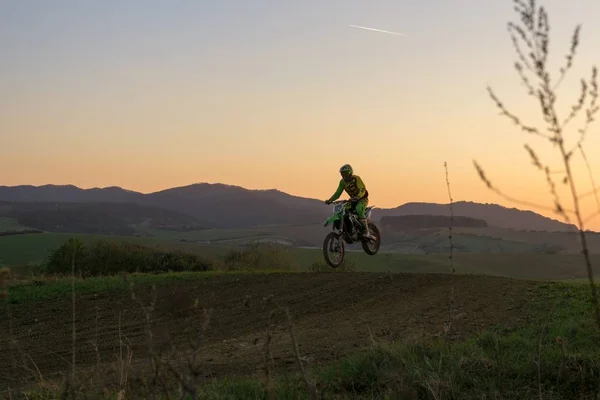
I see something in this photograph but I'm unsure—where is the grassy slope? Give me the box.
[0,232,232,266]
[8,272,600,398]
[4,232,600,280]
[145,224,600,253]
[455,227,600,253]
[149,225,543,252]
[198,282,600,399]
[0,217,29,231]
[4,270,279,304]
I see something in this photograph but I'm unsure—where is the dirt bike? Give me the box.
[322,199,381,268]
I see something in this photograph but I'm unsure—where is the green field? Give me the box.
[136,223,600,254]
[0,217,29,231]
[2,231,600,398]
[2,232,600,281]
[0,232,232,267]
[2,268,600,398]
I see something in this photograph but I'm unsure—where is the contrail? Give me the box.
[349,24,406,36]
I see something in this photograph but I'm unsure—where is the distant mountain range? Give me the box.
[0,183,578,233]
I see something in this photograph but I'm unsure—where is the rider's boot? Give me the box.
[359,218,375,240]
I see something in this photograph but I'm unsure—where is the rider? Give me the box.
[325,164,375,240]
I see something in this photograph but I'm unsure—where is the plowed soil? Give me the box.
[0,272,542,390]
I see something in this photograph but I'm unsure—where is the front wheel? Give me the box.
[323,232,345,268]
[361,223,381,255]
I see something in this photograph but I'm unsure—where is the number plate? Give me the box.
[333,203,344,214]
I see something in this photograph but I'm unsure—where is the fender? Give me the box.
[324,213,342,227]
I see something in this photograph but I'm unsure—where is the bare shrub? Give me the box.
[473,0,600,328]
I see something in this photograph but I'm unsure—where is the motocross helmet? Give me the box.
[340,164,353,182]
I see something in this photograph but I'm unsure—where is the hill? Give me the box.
[0,184,142,203]
[0,201,210,235]
[0,183,329,229]
[380,214,488,231]
[0,183,578,232]
[143,185,327,227]
[377,201,578,232]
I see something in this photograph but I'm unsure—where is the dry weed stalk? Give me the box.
[263,309,276,400]
[264,294,319,400]
[129,282,161,398]
[129,281,214,399]
[70,240,79,387]
[165,305,213,399]
[1,266,21,398]
[54,240,86,398]
[474,0,600,327]
[443,162,456,341]
[116,310,133,399]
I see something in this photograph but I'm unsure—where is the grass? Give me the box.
[0,232,232,267]
[90,221,600,253]
[15,278,597,398]
[172,282,600,399]
[0,217,29,232]
[143,227,271,242]
[4,270,293,305]
[3,234,599,397]
[5,232,600,280]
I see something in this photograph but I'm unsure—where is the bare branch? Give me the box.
[567,67,599,158]
[524,144,543,170]
[444,162,455,341]
[554,25,581,90]
[544,166,571,224]
[487,87,552,139]
[578,145,600,211]
[263,310,276,400]
[70,241,78,387]
[274,301,318,400]
[514,62,537,97]
[561,79,588,128]
[473,160,576,215]
[511,0,600,328]
[508,22,534,72]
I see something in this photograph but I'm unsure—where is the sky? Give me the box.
[1,0,600,229]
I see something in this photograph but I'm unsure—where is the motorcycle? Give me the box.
[322,199,381,268]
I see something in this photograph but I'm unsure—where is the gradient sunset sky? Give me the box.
[1,0,600,229]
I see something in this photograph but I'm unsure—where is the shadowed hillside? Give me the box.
[377,201,577,232]
[0,201,210,235]
[381,215,488,231]
[0,183,329,229]
[0,184,142,203]
[143,184,327,227]
[0,183,579,232]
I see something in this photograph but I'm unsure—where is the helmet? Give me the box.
[339,164,353,181]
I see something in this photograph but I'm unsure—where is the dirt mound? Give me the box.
[0,273,541,388]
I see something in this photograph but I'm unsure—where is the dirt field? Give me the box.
[0,272,543,390]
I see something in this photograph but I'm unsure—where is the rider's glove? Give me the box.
[325,199,332,205]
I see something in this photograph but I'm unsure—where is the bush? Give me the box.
[45,238,212,277]
[535,243,564,254]
[218,243,299,271]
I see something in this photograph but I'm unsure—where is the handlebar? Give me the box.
[329,199,351,204]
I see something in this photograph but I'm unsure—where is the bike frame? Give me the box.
[323,200,374,232]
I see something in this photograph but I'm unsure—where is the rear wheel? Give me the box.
[323,232,345,268]
[361,222,381,255]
